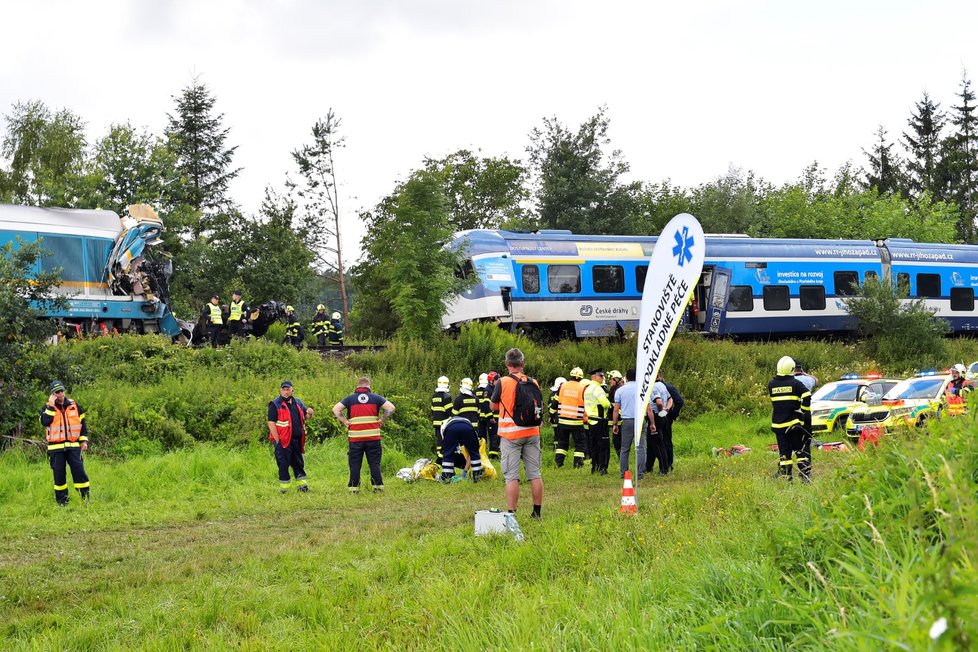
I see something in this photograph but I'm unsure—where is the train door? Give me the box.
[702,266,733,335]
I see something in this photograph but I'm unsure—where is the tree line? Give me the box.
[2,73,977,341]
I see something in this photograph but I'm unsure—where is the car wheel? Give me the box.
[833,415,848,433]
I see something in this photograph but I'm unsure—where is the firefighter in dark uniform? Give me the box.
[284,305,303,349]
[202,295,224,347]
[39,381,90,505]
[328,311,345,348]
[768,355,813,481]
[451,377,480,472]
[486,371,501,460]
[312,304,330,348]
[431,376,453,464]
[227,290,248,338]
[475,373,491,447]
[549,377,566,427]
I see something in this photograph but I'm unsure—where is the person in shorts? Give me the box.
[489,347,544,519]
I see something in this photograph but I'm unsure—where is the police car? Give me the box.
[845,371,952,440]
[810,374,901,434]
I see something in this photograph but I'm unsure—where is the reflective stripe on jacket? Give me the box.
[557,379,586,426]
[271,397,306,451]
[207,303,223,325]
[347,388,382,442]
[431,391,452,426]
[229,300,244,321]
[496,374,541,440]
[43,400,85,445]
[581,379,611,420]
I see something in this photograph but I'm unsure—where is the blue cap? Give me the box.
[281,380,293,388]
[49,380,65,393]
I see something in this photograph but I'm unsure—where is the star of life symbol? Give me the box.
[357,394,369,403]
[672,226,694,267]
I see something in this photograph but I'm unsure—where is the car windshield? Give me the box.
[812,382,861,402]
[884,377,946,400]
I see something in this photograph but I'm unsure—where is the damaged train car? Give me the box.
[0,203,192,340]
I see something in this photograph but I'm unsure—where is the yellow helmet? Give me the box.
[608,370,623,381]
[285,305,295,313]
[777,356,795,375]
[570,367,584,379]
[316,304,326,311]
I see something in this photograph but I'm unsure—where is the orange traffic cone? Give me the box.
[619,471,637,514]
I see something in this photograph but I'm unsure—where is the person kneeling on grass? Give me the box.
[439,416,484,482]
[267,380,314,493]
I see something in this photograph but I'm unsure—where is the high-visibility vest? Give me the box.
[44,401,84,445]
[270,397,306,451]
[207,303,223,325]
[581,379,611,420]
[495,374,541,440]
[557,379,586,426]
[229,300,244,321]
[347,388,382,442]
[946,386,968,416]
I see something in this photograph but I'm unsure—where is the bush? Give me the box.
[843,277,949,368]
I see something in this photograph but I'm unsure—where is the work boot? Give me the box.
[372,485,384,493]
[348,486,360,494]
[471,469,483,483]
[297,484,309,493]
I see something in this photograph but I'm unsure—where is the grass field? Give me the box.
[3,412,974,650]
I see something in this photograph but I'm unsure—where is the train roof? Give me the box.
[0,205,122,239]
[452,229,978,263]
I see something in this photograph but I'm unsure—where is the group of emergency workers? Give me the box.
[430,372,500,482]
[288,304,345,350]
[201,291,252,347]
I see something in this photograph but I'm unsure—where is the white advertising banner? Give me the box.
[635,214,705,446]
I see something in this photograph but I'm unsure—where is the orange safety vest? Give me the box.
[271,398,306,451]
[945,386,967,416]
[557,379,586,426]
[496,374,541,441]
[45,401,83,445]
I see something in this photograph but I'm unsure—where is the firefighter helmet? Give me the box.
[608,370,623,381]
[332,312,341,320]
[487,371,499,383]
[952,363,966,375]
[478,373,488,385]
[316,304,326,311]
[550,377,567,392]
[777,356,795,375]
[460,377,474,392]
[570,367,584,379]
[437,375,450,391]
[285,305,295,313]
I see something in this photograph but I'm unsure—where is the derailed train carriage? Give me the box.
[0,204,192,340]
[442,229,978,337]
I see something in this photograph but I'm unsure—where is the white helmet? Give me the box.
[551,376,567,392]
[777,356,795,376]
[460,377,474,393]
[478,373,488,386]
[952,363,966,375]
[332,312,341,320]
[436,376,450,391]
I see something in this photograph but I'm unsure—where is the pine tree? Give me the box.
[943,72,978,241]
[862,125,904,196]
[903,92,946,199]
[165,77,240,232]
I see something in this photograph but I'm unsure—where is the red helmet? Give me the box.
[486,371,499,383]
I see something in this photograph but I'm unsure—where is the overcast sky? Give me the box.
[4,0,978,262]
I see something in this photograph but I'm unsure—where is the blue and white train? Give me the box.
[443,229,978,337]
[0,204,190,339]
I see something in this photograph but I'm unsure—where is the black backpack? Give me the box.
[508,374,543,427]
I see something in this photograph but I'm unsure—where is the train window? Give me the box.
[864,270,878,282]
[593,265,624,293]
[727,286,754,312]
[950,287,974,311]
[548,265,581,294]
[85,238,112,283]
[522,265,540,294]
[38,235,84,281]
[799,285,826,310]
[635,265,648,292]
[763,285,790,311]
[917,273,941,298]
[455,260,474,280]
[897,272,911,296]
[834,271,859,296]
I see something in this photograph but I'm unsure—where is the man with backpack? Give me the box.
[490,347,544,519]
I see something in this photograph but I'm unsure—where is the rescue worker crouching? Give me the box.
[438,416,484,482]
[40,380,91,505]
[431,376,453,464]
[555,367,587,468]
[284,305,303,349]
[768,356,813,482]
[312,304,330,348]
